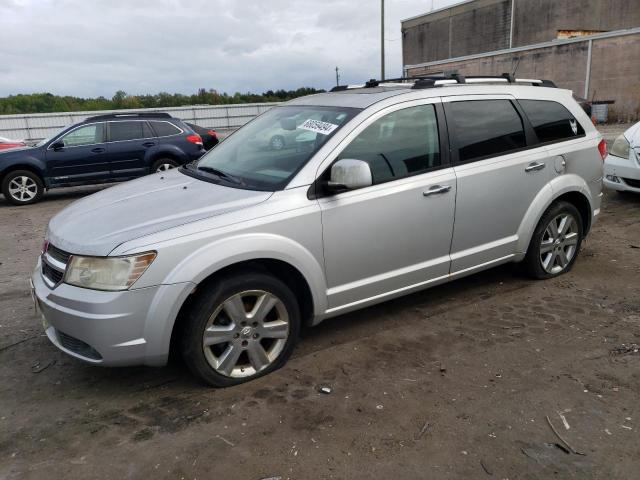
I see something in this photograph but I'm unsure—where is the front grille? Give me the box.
[57,330,102,360]
[42,262,63,284]
[47,244,71,264]
[622,177,640,189]
[41,243,71,287]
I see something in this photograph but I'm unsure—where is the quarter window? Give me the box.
[448,100,526,162]
[520,100,585,143]
[109,121,151,142]
[150,121,181,137]
[337,104,440,185]
[59,123,104,147]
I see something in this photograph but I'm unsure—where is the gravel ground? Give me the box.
[1,133,639,479]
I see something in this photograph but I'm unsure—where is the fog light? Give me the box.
[606,175,621,183]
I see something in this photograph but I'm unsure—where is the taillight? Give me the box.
[42,240,49,254]
[597,139,607,161]
[186,134,203,146]
[207,129,217,138]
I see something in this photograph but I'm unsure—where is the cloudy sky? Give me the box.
[0,0,460,98]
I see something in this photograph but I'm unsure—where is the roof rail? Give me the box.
[330,73,556,91]
[85,112,173,122]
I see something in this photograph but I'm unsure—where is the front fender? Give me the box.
[515,174,593,256]
[0,155,47,179]
[164,233,328,316]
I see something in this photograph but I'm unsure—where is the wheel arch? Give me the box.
[516,175,594,256]
[168,257,316,360]
[0,163,47,187]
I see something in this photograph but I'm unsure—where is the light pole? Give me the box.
[381,0,385,80]
[335,66,340,86]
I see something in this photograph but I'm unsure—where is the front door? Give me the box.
[443,95,552,273]
[318,101,456,312]
[46,122,109,184]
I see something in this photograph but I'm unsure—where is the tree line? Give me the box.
[0,87,325,115]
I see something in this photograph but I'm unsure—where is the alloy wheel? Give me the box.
[539,213,579,274]
[202,290,290,378]
[156,163,176,172]
[8,176,38,202]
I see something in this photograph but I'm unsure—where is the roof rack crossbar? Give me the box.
[85,112,173,121]
[332,73,557,91]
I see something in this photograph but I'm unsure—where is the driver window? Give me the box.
[338,104,440,185]
[59,123,104,147]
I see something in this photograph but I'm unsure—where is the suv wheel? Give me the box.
[1,170,44,205]
[524,201,583,279]
[181,271,300,387]
[152,158,180,173]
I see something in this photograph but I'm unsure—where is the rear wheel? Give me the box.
[181,271,300,387]
[523,201,583,279]
[151,158,179,173]
[1,170,44,205]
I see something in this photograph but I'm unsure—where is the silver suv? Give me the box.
[32,75,605,386]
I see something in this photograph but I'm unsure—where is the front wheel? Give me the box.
[1,170,44,205]
[181,271,300,387]
[523,201,584,279]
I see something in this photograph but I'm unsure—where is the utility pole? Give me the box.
[335,66,340,86]
[381,0,385,80]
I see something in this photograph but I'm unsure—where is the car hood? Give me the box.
[47,170,273,256]
[0,145,37,157]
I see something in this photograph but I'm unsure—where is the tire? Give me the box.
[523,201,584,279]
[181,271,301,387]
[269,135,285,151]
[151,158,180,173]
[1,170,44,206]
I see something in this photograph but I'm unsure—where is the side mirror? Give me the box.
[326,159,372,193]
[51,141,64,150]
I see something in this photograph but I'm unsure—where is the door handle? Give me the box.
[142,142,156,148]
[525,162,546,172]
[91,147,105,153]
[423,185,452,197]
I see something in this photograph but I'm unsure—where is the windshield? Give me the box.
[183,105,359,190]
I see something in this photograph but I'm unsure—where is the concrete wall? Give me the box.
[405,32,640,121]
[403,0,512,65]
[0,103,279,142]
[513,0,640,47]
[402,0,640,64]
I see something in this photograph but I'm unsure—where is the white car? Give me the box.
[604,121,640,193]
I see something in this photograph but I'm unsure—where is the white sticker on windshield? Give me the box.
[299,119,339,135]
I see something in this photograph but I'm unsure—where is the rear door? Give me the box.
[106,120,156,179]
[45,122,109,184]
[443,95,551,273]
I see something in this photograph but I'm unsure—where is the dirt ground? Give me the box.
[1,155,639,479]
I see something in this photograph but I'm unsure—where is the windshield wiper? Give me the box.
[196,166,243,185]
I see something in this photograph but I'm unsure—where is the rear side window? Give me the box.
[520,100,585,143]
[109,121,152,142]
[338,104,440,185]
[151,121,182,137]
[448,100,526,163]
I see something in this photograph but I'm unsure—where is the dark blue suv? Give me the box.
[0,112,205,205]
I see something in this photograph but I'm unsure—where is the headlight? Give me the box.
[64,252,156,291]
[609,134,630,159]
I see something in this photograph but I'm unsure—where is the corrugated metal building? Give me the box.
[402,0,640,121]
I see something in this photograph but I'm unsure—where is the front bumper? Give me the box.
[604,153,640,193]
[31,259,194,367]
